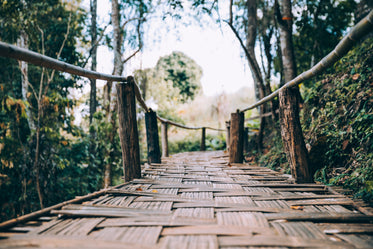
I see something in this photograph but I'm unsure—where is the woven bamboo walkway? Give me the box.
[1,151,373,248]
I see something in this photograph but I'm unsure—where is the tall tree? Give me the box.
[275,0,311,183]
[226,0,274,151]
[103,0,149,187]
[89,0,97,125]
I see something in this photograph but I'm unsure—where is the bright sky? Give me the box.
[83,0,254,96]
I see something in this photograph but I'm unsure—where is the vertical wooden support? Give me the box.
[225,121,231,152]
[229,110,244,163]
[243,127,249,154]
[279,87,312,183]
[200,127,206,151]
[117,79,141,182]
[145,109,161,164]
[161,121,169,157]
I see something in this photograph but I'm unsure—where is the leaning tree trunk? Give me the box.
[245,0,269,152]
[276,0,312,183]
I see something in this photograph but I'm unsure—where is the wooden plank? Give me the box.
[288,198,354,206]
[271,222,328,239]
[97,217,216,227]
[216,212,269,227]
[159,235,218,249]
[253,194,344,201]
[91,226,162,244]
[161,225,274,236]
[1,235,156,248]
[239,183,326,188]
[218,235,355,248]
[265,213,373,222]
[318,223,373,234]
[213,191,272,197]
[336,234,373,249]
[173,201,293,213]
[51,207,172,218]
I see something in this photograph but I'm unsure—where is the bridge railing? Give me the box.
[225,10,373,183]
[1,10,371,183]
[0,42,223,182]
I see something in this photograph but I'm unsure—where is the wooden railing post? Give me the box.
[200,127,206,151]
[229,110,244,163]
[225,121,231,152]
[145,109,161,164]
[117,78,141,182]
[161,121,169,157]
[243,127,249,154]
[279,87,312,183]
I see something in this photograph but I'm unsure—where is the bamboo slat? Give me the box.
[1,150,371,248]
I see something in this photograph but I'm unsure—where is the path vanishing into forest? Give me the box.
[1,151,373,248]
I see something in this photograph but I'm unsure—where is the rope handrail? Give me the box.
[0,41,223,132]
[241,10,373,113]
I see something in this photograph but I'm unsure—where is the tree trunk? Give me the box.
[103,0,123,186]
[225,121,231,152]
[200,127,206,151]
[145,110,161,164]
[245,0,266,101]
[117,79,141,182]
[89,0,98,172]
[245,0,269,151]
[89,0,97,124]
[161,122,169,157]
[276,0,312,183]
[17,30,35,131]
[229,111,244,163]
[279,87,312,183]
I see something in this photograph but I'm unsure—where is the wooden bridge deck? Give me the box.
[1,151,373,248]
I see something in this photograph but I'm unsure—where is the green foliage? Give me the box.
[135,51,203,114]
[169,134,225,154]
[257,38,373,204]
[0,0,94,221]
[293,0,356,75]
[302,37,373,203]
[253,128,289,174]
[156,51,203,103]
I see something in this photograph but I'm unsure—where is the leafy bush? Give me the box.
[169,134,226,154]
[257,38,373,204]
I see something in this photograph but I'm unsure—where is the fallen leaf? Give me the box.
[352,73,360,80]
[342,140,349,150]
[151,189,158,193]
[291,205,304,210]
[136,187,143,191]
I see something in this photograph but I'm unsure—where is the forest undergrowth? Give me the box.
[250,37,373,204]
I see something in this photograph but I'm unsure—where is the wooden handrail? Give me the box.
[241,10,373,113]
[0,41,127,82]
[0,41,223,132]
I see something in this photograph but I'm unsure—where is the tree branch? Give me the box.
[224,20,262,83]
[122,16,144,64]
[81,24,108,68]
[121,17,146,30]
[229,0,233,25]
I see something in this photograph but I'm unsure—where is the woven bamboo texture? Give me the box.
[1,151,372,248]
